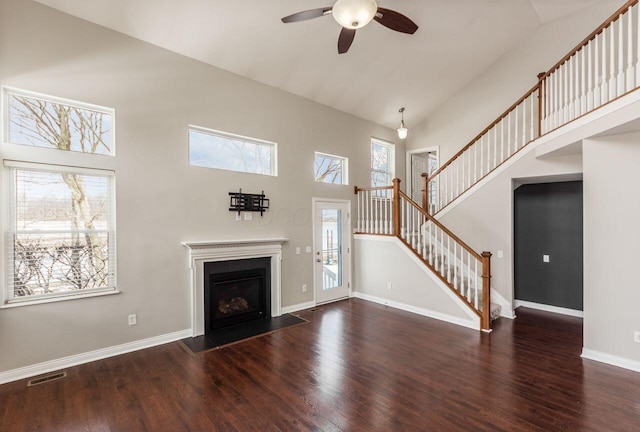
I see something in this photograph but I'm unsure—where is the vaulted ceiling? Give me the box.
[35,0,623,128]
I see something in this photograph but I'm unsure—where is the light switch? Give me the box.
[244,213,252,221]
[497,250,504,258]
[296,247,301,255]
[305,246,312,253]
[543,255,550,263]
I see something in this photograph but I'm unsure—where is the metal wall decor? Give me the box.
[229,189,270,216]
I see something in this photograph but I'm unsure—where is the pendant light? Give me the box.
[397,107,408,140]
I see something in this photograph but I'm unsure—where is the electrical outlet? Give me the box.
[244,213,252,221]
[128,314,137,326]
[235,213,241,221]
[543,255,550,263]
[296,247,301,255]
[634,331,640,343]
[302,284,307,293]
[387,282,392,290]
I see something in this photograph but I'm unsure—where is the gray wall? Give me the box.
[0,0,401,372]
[514,181,584,310]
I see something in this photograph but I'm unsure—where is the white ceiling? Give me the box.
[35,0,622,128]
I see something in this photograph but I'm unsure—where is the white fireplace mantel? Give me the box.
[182,238,288,337]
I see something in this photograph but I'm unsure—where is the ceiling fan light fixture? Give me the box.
[332,0,378,29]
[397,107,408,140]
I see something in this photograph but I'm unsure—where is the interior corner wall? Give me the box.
[438,150,583,309]
[0,0,398,373]
[582,133,640,365]
[407,2,622,163]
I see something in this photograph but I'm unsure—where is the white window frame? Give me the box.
[370,137,395,188]
[314,151,349,185]
[188,125,278,176]
[2,86,116,157]
[1,87,117,307]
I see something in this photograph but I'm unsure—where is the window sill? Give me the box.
[1,289,120,309]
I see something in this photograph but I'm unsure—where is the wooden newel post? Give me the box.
[537,72,546,138]
[392,178,401,237]
[421,173,429,213]
[481,251,492,331]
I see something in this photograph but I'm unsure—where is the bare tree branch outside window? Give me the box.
[7,92,113,298]
[315,153,345,185]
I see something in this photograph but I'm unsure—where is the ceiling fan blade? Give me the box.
[338,28,356,54]
[374,8,419,34]
[281,7,332,23]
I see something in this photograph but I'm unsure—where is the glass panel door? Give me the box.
[314,200,350,304]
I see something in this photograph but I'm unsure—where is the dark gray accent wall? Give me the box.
[514,181,583,310]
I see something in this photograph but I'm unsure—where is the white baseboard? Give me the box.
[515,300,584,318]
[581,348,640,374]
[0,329,192,385]
[281,301,316,314]
[354,292,479,331]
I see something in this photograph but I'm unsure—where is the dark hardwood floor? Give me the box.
[1,299,639,431]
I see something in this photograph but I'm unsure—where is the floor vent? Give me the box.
[309,307,323,312]
[27,371,67,387]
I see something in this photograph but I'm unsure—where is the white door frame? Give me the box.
[406,146,439,200]
[312,197,352,305]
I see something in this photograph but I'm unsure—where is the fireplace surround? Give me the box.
[182,239,287,337]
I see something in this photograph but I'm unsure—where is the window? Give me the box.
[314,152,348,185]
[5,163,116,303]
[189,126,277,176]
[5,88,114,156]
[2,87,116,305]
[371,138,395,188]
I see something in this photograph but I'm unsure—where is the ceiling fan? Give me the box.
[281,0,419,54]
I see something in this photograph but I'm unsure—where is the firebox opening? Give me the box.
[204,257,271,332]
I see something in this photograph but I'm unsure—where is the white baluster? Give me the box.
[453,244,458,291]
[388,192,393,234]
[492,127,497,169]
[627,7,634,91]
[637,2,640,86]
[568,54,574,121]
[618,14,625,95]
[411,204,416,249]
[580,47,586,116]
[473,142,477,184]
[447,236,451,283]
[474,258,479,309]
[530,93,535,141]
[588,39,594,111]
[427,221,434,267]
[600,29,609,104]
[609,22,616,101]
[514,105,520,151]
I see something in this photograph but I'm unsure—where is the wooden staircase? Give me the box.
[355,0,640,332]
[354,180,495,331]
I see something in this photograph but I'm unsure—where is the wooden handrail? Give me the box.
[541,0,638,79]
[429,0,638,185]
[354,185,393,194]
[398,190,482,261]
[428,83,539,181]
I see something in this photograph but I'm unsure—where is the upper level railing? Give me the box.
[355,179,492,331]
[426,0,640,214]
